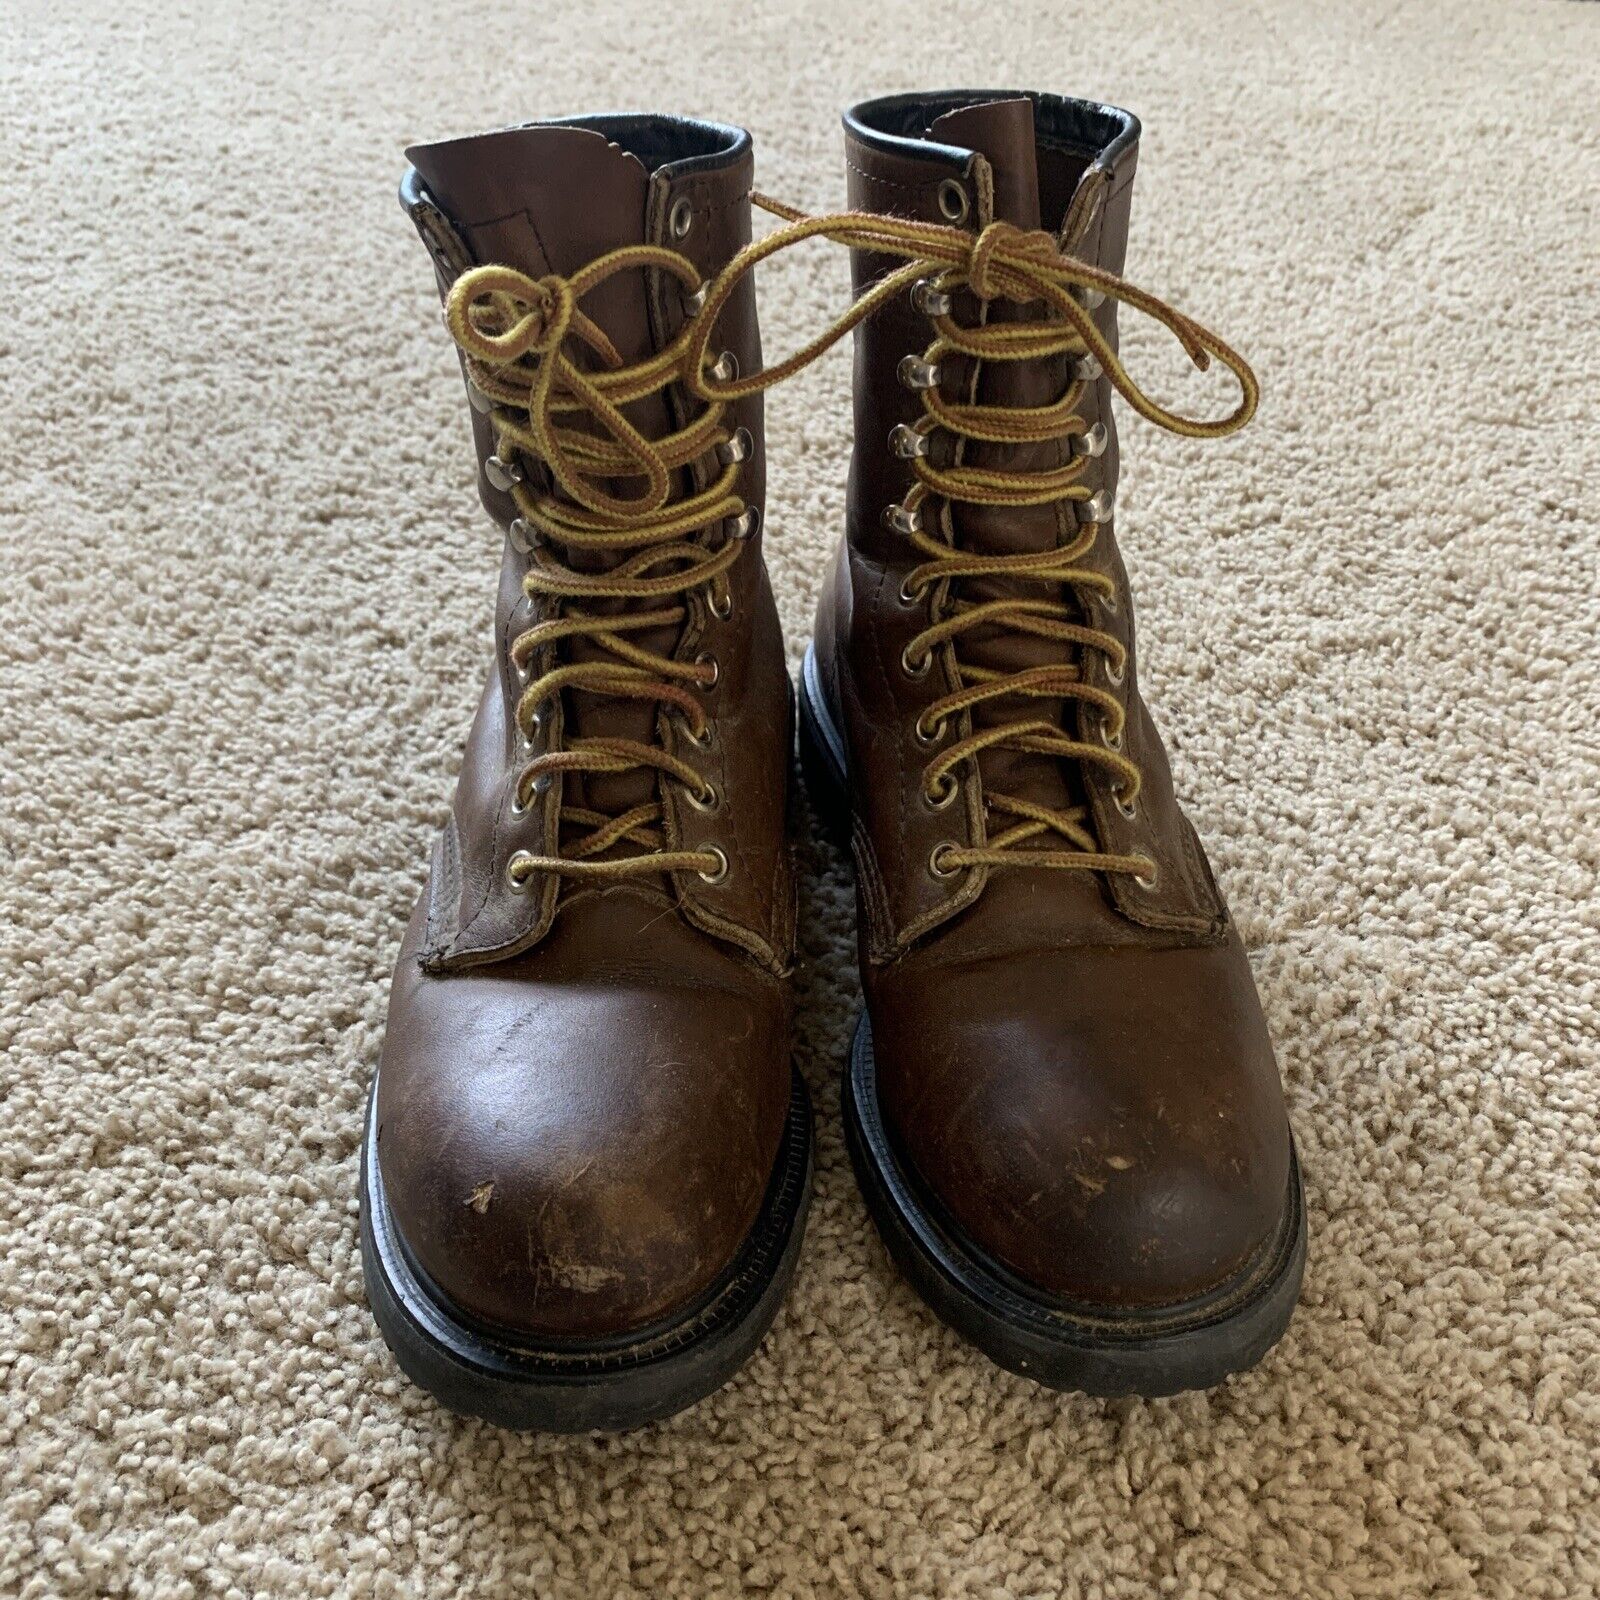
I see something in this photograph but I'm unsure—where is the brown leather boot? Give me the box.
[360,116,809,1431]
[800,91,1305,1395]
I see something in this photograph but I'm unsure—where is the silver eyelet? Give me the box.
[898,355,942,391]
[1075,354,1103,382]
[466,382,494,415]
[708,587,734,621]
[924,773,958,810]
[709,349,739,383]
[901,642,931,679]
[1116,789,1140,822]
[1069,422,1108,459]
[898,574,924,606]
[1075,285,1106,311]
[1077,489,1116,525]
[914,713,945,747]
[508,773,550,816]
[910,278,953,317]
[685,780,720,813]
[716,426,753,465]
[697,845,729,884]
[937,179,970,224]
[670,197,694,239]
[883,504,924,537]
[1133,857,1159,889]
[510,652,532,683]
[509,517,537,554]
[929,843,961,878]
[729,505,761,540]
[484,454,523,491]
[1106,653,1126,687]
[696,651,720,689]
[516,711,544,749]
[505,851,538,892]
[889,423,930,459]
[1099,716,1123,752]
[1102,588,1121,616]
[683,280,709,315]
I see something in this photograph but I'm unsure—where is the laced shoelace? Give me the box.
[687,195,1259,885]
[444,246,752,887]
[443,194,1255,893]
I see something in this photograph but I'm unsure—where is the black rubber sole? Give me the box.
[799,643,1306,1397]
[360,1069,813,1432]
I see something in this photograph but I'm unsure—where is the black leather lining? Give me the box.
[542,112,750,177]
[844,89,1139,172]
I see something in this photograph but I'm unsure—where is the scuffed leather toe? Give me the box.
[871,933,1292,1310]
[375,892,789,1340]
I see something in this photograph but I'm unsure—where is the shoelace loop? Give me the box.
[688,198,1258,883]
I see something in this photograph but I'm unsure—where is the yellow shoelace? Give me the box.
[445,247,746,885]
[443,195,1256,889]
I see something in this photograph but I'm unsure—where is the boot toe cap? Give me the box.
[376,943,787,1341]
[874,938,1293,1310]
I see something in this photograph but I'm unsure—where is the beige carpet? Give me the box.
[3,0,1598,1594]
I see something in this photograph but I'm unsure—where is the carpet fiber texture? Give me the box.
[3,1,1598,1595]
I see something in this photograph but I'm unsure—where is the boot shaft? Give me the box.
[818,91,1230,952]
[400,117,794,972]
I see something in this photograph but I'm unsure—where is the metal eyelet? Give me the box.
[696,652,719,689]
[1077,489,1116,525]
[1102,587,1121,615]
[516,711,544,749]
[505,851,538,892]
[670,197,694,239]
[484,454,523,491]
[1116,789,1140,822]
[697,845,729,884]
[1075,354,1103,382]
[509,517,538,555]
[1075,285,1106,311]
[716,426,753,465]
[924,772,958,811]
[929,843,961,878]
[898,574,924,606]
[466,382,494,415]
[898,355,942,391]
[914,713,945,747]
[1106,653,1126,687]
[708,587,734,621]
[883,504,924,537]
[685,780,720,813]
[683,280,709,315]
[1099,716,1123,752]
[1069,422,1108,459]
[910,278,953,317]
[510,651,532,684]
[900,642,931,679]
[1133,856,1159,889]
[729,505,761,540]
[509,772,550,816]
[709,350,739,383]
[889,423,931,459]
[937,179,970,224]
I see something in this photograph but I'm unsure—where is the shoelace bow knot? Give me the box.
[441,199,1257,890]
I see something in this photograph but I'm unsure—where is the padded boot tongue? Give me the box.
[407,125,676,824]
[922,101,1089,840]
[928,97,1042,230]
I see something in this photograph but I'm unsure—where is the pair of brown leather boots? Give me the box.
[360,91,1306,1432]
